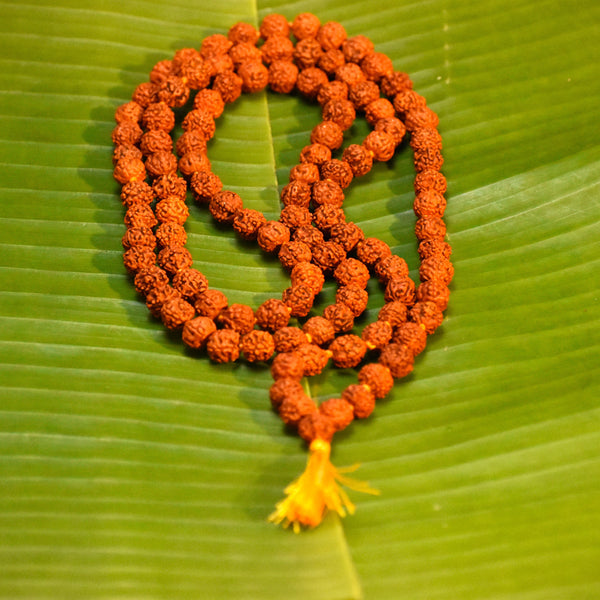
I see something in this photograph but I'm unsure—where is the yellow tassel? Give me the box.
[268,438,380,533]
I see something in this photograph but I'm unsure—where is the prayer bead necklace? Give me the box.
[112,12,453,532]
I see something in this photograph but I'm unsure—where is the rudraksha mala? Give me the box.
[112,12,452,532]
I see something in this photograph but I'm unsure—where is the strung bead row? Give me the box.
[112,12,453,446]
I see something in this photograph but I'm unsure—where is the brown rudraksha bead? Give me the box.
[233,208,267,240]
[145,151,178,178]
[155,197,189,225]
[145,284,181,318]
[291,12,321,40]
[261,35,294,65]
[298,412,336,443]
[273,327,309,353]
[364,97,395,125]
[228,22,259,45]
[291,225,322,247]
[320,158,354,188]
[122,246,156,274]
[113,157,146,184]
[296,67,329,99]
[323,303,354,333]
[206,329,240,363]
[289,162,320,184]
[311,241,346,272]
[317,21,347,51]
[139,129,172,156]
[377,301,408,328]
[172,267,208,301]
[418,238,452,261]
[414,169,447,194]
[393,321,427,355]
[153,173,187,200]
[255,298,291,332]
[415,216,447,241]
[121,180,154,207]
[405,106,440,132]
[290,261,325,295]
[269,378,306,410]
[238,61,270,93]
[342,35,374,63]
[112,121,143,146]
[294,38,323,70]
[194,289,228,320]
[282,283,316,317]
[268,60,299,94]
[414,189,447,218]
[413,145,444,173]
[157,245,193,275]
[379,342,414,379]
[280,205,312,230]
[409,301,444,334]
[363,130,396,162]
[260,13,289,39]
[419,255,454,285]
[280,395,317,427]
[384,275,416,306]
[193,88,225,118]
[115,100,144,124]
[320,399,355,435]
[160,296,195,330]
[373,254,409,284]
[124,203,157,229]
[322,99,355,131]
[312,205,345,233]
[375,117,406,146]
[334,258,370,289]
[217,303,255,334]
[311,179,344,208]
[316,80,349,106]
[361,52,394,82]
[121,226,156,250]
[209,190,243,224]
[240,330,275,362]
[336,285,369,317]
[182,316,217,349]
[302,316,335,347]
[271,351,305,381]
[329,334,367,369]
[361,320,393,350]
[296,343,331,376]
[342,144,373,177]
[281,180,312,208]
[142,102,175,132]
[133,265,169,296]
[356,237,392,267]
[358,363,394,399]
[156,75,190,108]
[329,221,365,252]
[335,62,366,87]
[178,152,211,177]
[257,221,291,253]
[348,80,380,110]
[213,71,243,103]
[342,383,376,419]
[380,71,413,97]
[278,240,312,270]
[416,279,450,311]
[300,143,332,166]
[155,222,187,248]
[310,120,344,150]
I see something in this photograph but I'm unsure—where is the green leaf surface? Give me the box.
[0,0,599,599]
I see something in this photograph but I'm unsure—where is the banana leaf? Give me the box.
[0,0,598,598]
